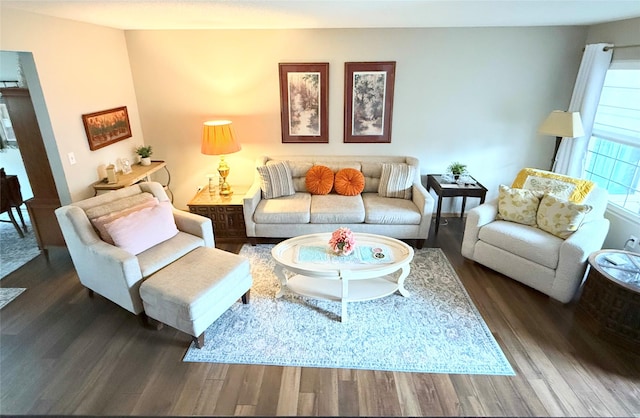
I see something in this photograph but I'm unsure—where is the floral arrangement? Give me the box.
[328,227,356,256]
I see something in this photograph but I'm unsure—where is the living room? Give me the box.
[1,1,640,416]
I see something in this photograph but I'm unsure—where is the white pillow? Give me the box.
[256,161,295,199]
[378,163,414,199]
[104,201,179,255]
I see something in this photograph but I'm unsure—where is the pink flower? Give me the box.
[328,227,356,255]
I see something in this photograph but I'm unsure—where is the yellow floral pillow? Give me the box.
[536,193,592,239]
[511,168,595,203]
[496,185,543,226]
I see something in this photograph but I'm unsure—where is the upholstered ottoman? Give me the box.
[139,246,252,348]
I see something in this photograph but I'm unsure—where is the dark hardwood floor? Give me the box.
[1,217,639,416]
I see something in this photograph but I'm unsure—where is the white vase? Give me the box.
[140,157,151,166]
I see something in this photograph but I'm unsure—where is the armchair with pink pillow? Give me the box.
[55,182,214,318]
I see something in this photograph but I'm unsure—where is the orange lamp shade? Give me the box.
[201,120,241,155]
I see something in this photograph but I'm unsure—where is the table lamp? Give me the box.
[538,110,584,170]
[201,120,241,195]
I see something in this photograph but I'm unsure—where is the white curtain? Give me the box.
[553,43,613,176]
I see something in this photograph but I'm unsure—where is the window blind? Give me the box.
[591,69,640,147]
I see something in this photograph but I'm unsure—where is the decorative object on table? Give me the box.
[278,63,329,144]
[135,145,153,166]
[344,61,396,143]
[105,164,118,184]
[446,161,467,180]
[328,227,356,256]
[120,158,132,174]
[82,106,132,151]
[538,110,584,170]
[201,120,241,196]
[184,244,515,376]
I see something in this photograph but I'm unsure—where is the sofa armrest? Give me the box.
[461,198,498,259]
[243,183,262,237]
[411,182,435,238]
[172,209,214,248]
[553,218,611,302]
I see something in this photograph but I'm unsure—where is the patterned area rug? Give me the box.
[183,245,514,375]
[0,288,26,309]
[0,210,40,280]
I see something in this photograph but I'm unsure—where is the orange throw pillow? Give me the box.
[334,168,365,196]
[305,165,334,195]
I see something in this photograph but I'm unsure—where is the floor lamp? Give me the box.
[201,120,241,196]
[538,110,584,171]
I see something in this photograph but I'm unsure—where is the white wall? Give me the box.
[586,17,640,249]
[0,8,145,203]
[125,27,587,209]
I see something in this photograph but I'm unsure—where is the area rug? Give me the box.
[0,288,26,309]
[183,245,515,375]
[1,210,40,280]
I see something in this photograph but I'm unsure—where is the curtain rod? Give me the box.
[604,44,640,51]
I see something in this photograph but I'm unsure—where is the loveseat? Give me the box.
[242,155,435,248]
[461,168,610,303]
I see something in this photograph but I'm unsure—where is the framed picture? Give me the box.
[82,106,132,151]
[344,61,396,143]
[279,63,329,143]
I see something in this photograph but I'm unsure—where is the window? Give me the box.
[585,66,640,214]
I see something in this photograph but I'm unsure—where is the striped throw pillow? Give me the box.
[256,161,295,199]
[378,163,414,199]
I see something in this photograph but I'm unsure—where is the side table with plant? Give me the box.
[135,145,153,166]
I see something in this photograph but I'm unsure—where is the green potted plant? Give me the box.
[135,145,153,166]
[447,161,467,179]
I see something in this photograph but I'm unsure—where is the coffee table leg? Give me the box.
[341,276,348,322]
[274,264,287,298]
[397,266,411,297]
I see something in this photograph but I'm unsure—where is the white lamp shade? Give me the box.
[201,120,241,155]
[538,110,585,138]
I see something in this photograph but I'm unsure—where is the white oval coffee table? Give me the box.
[271,232,414,322]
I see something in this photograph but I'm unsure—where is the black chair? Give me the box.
[0,167,27,237]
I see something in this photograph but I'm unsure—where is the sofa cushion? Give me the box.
[378,163,414,199]
[257,161,295,199]
[496,184,542,226]
[478,220,562,269]
[334,168,365,196]
[137,231,204,278]
[361,162,383,193]
[362,193,421,224]
[85,192,156,219]
[104,201,179,255]
[310,194,365,223]
[512,167,595,203]
[253,192,311,223]
[306,165,334,195]
[536,193,592,239]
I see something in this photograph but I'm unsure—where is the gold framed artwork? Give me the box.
[82,106,132,151]
[344,61,396,143]
[278,63,329,143]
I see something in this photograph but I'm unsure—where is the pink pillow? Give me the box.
[104,201,179,255]
[90,198,159,244]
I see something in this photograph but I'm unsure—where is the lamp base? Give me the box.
[218,156,233,196]
[550,136,562,171]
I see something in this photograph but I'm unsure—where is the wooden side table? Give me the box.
[579,249,640,350]
[425,174,487,234]
[92,160,172,201]
[187,186,248,243]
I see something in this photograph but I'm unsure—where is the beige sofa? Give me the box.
[242,155,435,248]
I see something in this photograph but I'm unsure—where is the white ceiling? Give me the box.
[2,0,640,30]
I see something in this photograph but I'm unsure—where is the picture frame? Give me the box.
[82,106,132,151]
[344,61,396,143]
[278,63,329,143]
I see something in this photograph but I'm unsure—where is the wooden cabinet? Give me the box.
[0,88,64,252]
[187,187,247,243]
